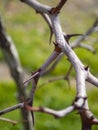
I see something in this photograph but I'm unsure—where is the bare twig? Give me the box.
[78,43,95,53]
[0,103,24,116]
[0,117,29,125]
[23,50,61,85]
[87,72,98,87]
[0,117,17,125]
[42,53,63,76]
[50,0,68,14]
[39,63,73,88]
[72,18,98,48]
[25,105,75,118]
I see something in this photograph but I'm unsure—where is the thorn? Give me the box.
[84,66,89,71]
[23,69,41,85]
[64,34,83,42]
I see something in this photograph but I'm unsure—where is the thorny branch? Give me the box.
[50,0,68,14]
[0,15,33,130]
[0,1,98,130]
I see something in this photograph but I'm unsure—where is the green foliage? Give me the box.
[0,81,98,130]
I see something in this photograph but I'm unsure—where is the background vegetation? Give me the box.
[0,0,98,130]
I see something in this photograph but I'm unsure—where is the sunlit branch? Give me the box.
[25,105,75,118]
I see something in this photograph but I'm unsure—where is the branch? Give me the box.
[0,103,24,116]
[87,72,98,87]
[50,0,68,14]
[23,50,61,85]
[39,63,72,88]
[78,43,95,53]
[72,18,98,48]
[25,105,75,118]
[20,0,51,14]
[80,109,98,130]
[37,12,53,43]
[0,117,29,125]
[0,15,25,98]
[0,15,34,130]
[41,53,63,76]
[38,75,64,89]
[0,117,17,125]
[23,49,62,124]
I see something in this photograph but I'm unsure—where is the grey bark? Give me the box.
[0,16,33,130]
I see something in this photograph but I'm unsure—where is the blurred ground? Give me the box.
[0,63,11,81]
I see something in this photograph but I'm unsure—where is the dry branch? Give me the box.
[0,16,33,130]
[0,1,98,130]
[19,1,98,130]
[0,117,17,125]
[25,105,75,118]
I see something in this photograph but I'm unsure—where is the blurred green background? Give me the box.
[0,0,98,130]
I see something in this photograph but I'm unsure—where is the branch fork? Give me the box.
[18,0,98,129]
[0,0,98,130]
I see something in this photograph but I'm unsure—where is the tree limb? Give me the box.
[0,15,34,130]
[25,105,75,118]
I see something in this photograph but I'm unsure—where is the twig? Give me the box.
[87,72,98,87]
[25,105,75,118]
[38,75,64,88]
[78,43,96,53]
[0,117,17,125]
[37,12,53,43]
[0,117,28,125]
[72,18,98,48]
[41,53,63,76]
[50,0,68,14]
[23,50,61,85]
[0,103,24,115]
